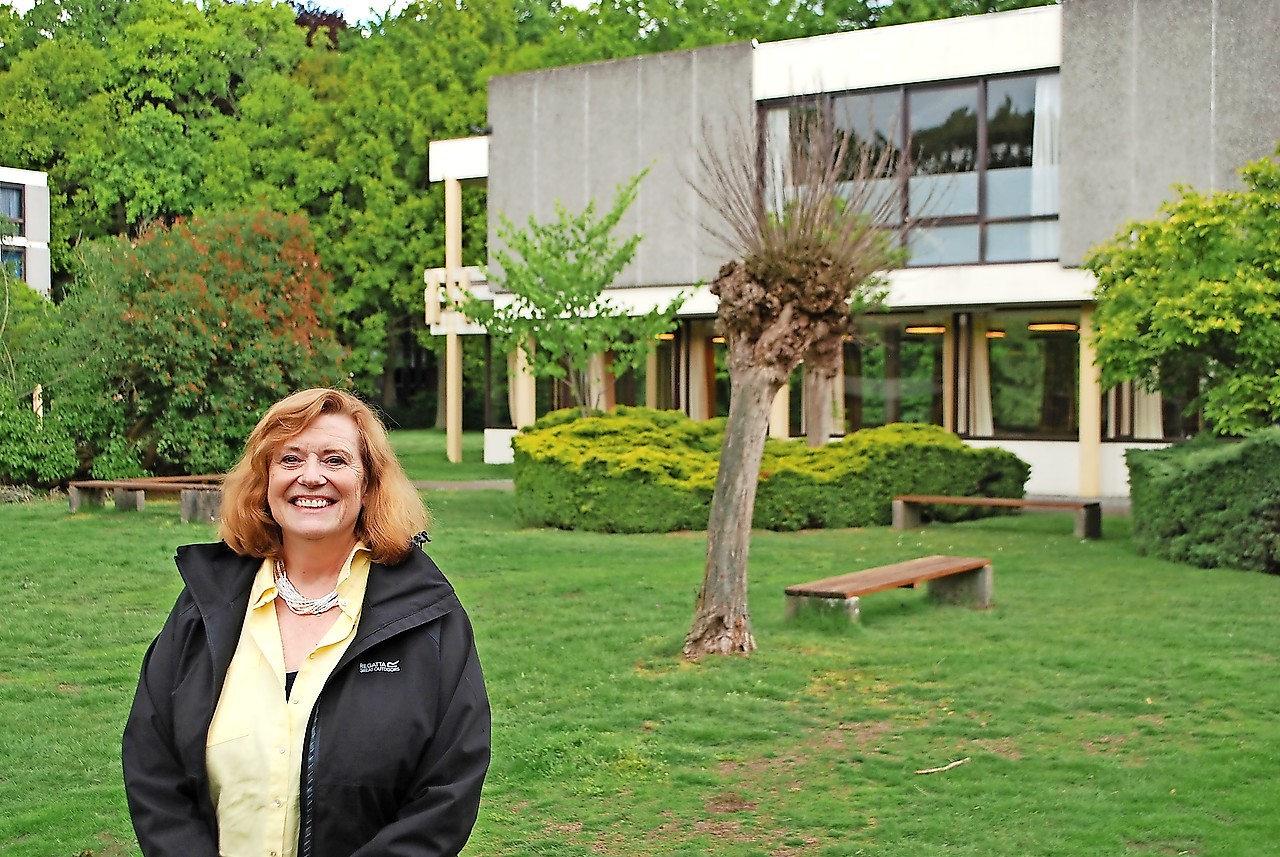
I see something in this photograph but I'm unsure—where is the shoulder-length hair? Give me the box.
[218,388,428,566]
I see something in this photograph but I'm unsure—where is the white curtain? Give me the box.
[1133,384,1164,439]
[968,315,994,436]
[1030,73,1061,258]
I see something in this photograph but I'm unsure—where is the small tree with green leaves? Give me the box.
[1085,149,1280,437]
[459,171,685,417]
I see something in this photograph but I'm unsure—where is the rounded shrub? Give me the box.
[513,408,1029,533]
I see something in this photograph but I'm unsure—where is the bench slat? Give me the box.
[785,554,990,599]
[895,494,1095,511]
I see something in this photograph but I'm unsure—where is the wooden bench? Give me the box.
[68,475,224,523]
[785,554,993,623]
[892,494,1103,540]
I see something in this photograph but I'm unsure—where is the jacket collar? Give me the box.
[174,541,460,667]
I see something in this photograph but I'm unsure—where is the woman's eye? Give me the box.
[279,454,302,467]
[325,456,349,468]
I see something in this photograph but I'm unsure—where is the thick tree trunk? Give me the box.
[683,366,781,660]
[804,369,835,447]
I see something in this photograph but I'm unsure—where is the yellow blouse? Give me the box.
[206,545,370,857]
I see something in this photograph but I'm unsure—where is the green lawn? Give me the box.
[390,429,514,482]
[2,491,1278,856]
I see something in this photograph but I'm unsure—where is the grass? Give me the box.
[389,429,514,482]
[2,489,1279,856]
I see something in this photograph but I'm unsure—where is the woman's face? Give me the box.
[267,413,367,550]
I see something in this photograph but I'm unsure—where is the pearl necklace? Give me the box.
[274,559,340,616]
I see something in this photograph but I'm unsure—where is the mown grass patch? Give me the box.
[2,492,1278,856]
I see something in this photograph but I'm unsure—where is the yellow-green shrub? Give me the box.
[513,407,1029,533]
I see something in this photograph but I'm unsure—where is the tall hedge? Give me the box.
[513,407,1029,533]
[1127,430,1280,572]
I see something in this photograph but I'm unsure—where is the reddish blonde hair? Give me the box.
[218,388,428,565]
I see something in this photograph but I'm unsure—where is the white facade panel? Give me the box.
[752,5,1061,101]
[428,136,490,182]
[884,262,1095,310]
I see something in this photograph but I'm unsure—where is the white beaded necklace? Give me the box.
[273,559,340,616]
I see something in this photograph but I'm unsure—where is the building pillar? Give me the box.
[510,340,537,428]
[687,326,711,420]
[1078,305,1102,497]
[769,384,789,438]
[443,177,463,463]
[645,345,659,409]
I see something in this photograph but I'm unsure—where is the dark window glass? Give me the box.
[0,185,22,237]
[1,247,23,279]
[844,320,946,431]
[986,315,1079,437]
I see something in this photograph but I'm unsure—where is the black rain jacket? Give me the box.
[122,541,490,857]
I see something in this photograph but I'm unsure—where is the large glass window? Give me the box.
[1,247,22,280]
[764,71,1060,267]
[0,185,22,237]
[985,312,1078,437]
[843,316,946,431]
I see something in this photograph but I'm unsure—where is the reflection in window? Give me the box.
[0,185,22,237]
[985,315,1078,437]
[844,320,945,431]
[1,247,22,280]
[765,72,1061,267]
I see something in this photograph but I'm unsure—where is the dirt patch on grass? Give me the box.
[970,736,1023,760]
[706,791,758,813]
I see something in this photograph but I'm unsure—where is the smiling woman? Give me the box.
[122,388,491,857]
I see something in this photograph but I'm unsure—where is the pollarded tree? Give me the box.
[1085,149,1280,437]
[682,105,907,659]
[458,171,685,417]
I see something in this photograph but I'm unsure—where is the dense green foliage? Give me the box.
[1086,150,1280,436]
[14,209,346,481]
[0,0,1055,416]
[1126,430,1280,573]
[513,407,1028,532]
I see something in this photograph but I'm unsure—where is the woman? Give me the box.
[123,388,490,857]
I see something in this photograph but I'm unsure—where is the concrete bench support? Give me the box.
[181,489,223,524]
[68,485,106,513]
[926,562,993,608]
[114,488,145,512]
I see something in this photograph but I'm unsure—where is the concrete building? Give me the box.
[0,166,52,298]
[427,0,1280,496]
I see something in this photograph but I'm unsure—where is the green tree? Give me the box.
[52,208,348,476]
[458,171,684,416]
[1085,150,1280,437]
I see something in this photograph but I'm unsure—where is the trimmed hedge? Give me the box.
[1126,430,1280,573]
[512,407,1029,533]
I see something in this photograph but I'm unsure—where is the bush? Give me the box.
[50,208,348,477]
[0,394,77,486]
[513,408,1029,533]
[1127,430,1280,572]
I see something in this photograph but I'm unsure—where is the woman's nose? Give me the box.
[298,454,327,484]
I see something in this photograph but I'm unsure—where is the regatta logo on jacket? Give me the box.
[359,660,401,673]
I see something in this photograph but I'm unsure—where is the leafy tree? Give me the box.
[683,106,907,659]
[458,171,684,417]
[1086,150,1280,437]
[0,265,77,485]
[51,208,347,476]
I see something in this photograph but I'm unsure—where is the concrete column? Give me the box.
[769,384,789,439]
[510,340,537,427]
[444,177,463,463]
[687,329,710,420]
[1078,305,1102,497]
[645,346,659,408]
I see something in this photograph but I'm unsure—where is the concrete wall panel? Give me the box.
[1060,0,1280,266]
[488,43,753,290]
